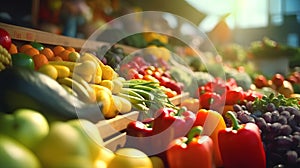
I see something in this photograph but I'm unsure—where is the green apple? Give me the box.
[67,119,105,161]
[0,134,41,168]
[0,109,49,150]
[34,121,91,168]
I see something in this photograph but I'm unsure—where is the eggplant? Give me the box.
[0,67,104,123]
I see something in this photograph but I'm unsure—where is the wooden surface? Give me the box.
[96,111,139,140]
[96,111,139,151]
[0,22,137,54]
[169,92,189,105]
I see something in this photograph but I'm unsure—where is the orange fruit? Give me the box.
[41,47,54,60]
[50,56,63,61]
[23,47,40,57]
[52,45,65,56]
[32,54,49,70]
[57,50,71,61]
[8,43,18,54]
[66,46,76,52]
[19,44,33,53]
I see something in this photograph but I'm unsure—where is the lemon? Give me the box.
[38,64,58,80]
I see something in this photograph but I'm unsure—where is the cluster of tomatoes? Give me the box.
[119,56,183,98]
[198,78,263,112]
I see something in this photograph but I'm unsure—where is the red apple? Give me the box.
[0,28,12,50]
[254,75,268,88]
[272,73,285,87]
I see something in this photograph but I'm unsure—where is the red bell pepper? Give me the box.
[218,111,266,168]
[126,118,154,137]
[225,87,244,105]
[152,107,196,150]
[125,118,154,154]
[166,126,213,168]
[199,92,223,111]
[193,109,226,167]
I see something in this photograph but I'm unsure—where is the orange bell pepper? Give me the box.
[193,109,226,167]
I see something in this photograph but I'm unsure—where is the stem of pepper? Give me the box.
[186,126,203,144]
[225,111,241,130]
[175,106,187,116]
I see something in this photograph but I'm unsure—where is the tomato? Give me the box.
[127,68,139,79]
[0,28,12,50]
[11,53,35,70]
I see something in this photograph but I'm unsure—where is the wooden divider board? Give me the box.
[0,22,137,54]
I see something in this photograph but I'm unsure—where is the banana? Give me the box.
[52,65,70,78]
[100,80,114,91]
[71,73,96,103]
[96,89,118,118]
[49,61,80,72]
[90,84,112,95]
[57,77,91,103]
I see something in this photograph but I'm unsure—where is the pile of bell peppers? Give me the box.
[126,107,266,168]
[198,78,263,113]
[125,107,196,167]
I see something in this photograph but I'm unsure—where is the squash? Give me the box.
[0,67,104,123]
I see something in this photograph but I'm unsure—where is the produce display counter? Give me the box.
[1,22,191,152]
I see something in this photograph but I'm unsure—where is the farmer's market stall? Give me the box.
[1,10,300,168]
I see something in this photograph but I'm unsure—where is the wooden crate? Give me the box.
[96,111,139,151]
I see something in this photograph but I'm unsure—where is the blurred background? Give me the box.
[0,0,299,47]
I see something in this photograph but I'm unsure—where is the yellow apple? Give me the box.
[34,121,91,168]
[107,148,152,168]
[67,119,105,161]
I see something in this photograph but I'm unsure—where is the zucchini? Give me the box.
[0,67,104,123]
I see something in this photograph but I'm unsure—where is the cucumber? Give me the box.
[0,67,104,123]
